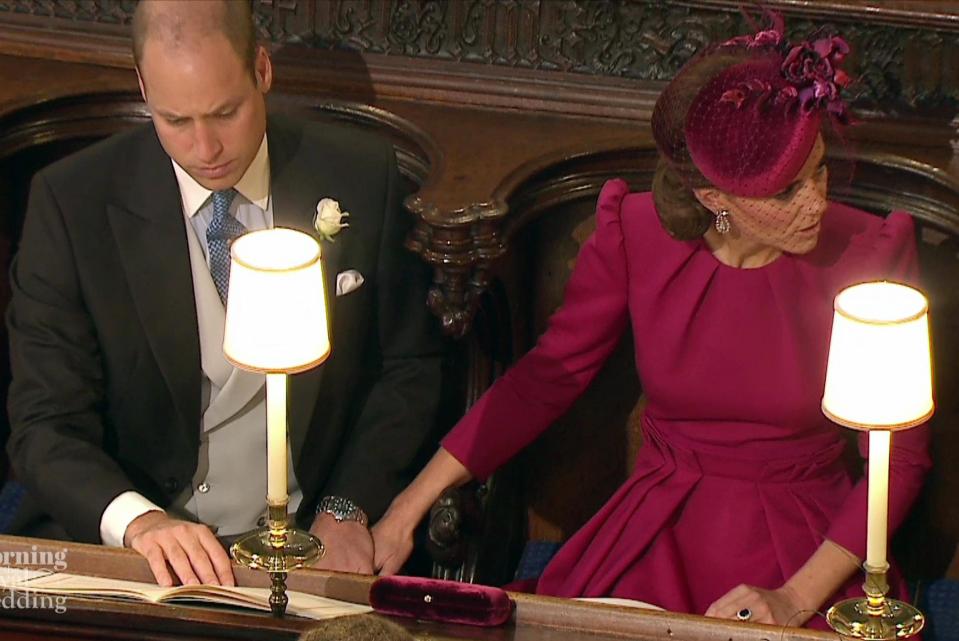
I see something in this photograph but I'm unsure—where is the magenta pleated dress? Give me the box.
[443,179,931,622]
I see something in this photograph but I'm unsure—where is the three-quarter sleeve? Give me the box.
[825,212,933,559]
[442,179,632,480]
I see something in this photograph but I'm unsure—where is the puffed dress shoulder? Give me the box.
[442,179,931,620]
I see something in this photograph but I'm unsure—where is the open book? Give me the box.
[575,597,664,610]
[0,568,371,620]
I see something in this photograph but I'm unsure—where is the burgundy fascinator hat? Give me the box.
[652,11,852,198]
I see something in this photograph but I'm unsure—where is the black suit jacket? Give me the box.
[6,115,443,543]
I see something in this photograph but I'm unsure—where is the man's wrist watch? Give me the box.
[316,495,369,527]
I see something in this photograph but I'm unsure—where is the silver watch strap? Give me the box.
[316,495,369,527]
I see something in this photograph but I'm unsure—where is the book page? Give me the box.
[0,569,172,602]
[164,583,372,619]
[575,596,664,610]
[0,569,371,620]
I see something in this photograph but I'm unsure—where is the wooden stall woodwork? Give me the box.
[0,0,956,594]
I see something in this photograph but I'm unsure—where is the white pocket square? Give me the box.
[335,270,365,296]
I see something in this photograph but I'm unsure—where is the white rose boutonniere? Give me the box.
[313,198,350,242]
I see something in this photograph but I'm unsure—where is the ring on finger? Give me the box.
[736,608,752,621]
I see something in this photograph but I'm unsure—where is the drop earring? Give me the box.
[715,209,731,235]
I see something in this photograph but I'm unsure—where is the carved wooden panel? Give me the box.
[0,1,957,112]
[256,0,959,111]
[255,1,727,77]
[0,0,134,28]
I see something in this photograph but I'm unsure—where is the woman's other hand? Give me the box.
[706,539,860,626]
[704,583,813,626]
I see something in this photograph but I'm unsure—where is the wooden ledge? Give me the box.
[0,535,835,641]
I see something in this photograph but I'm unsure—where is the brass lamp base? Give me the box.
[231,526,325,571]
[826,564,924,641]
[827,597,924,640]
[230,502,324,617]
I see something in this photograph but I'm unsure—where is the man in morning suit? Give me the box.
[6,0,442,586]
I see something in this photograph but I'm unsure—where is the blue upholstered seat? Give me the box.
[0,480,24,534]
[922,579,959,641]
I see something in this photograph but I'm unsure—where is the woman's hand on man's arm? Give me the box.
[372,447,472,575]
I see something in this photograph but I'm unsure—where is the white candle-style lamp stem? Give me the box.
[822,281,932,640]
[266,373,288,505]
[223,228,331,617]
[866,431,890,572]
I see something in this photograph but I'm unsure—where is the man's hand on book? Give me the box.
[124,511,236,588]
[309,513,374,574]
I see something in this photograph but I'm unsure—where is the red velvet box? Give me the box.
[369,576,513,627]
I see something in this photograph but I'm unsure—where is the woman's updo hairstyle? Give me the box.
[651,159,712,241]
[650,48,743,241]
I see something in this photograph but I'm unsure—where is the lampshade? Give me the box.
[223,228,330,373]
[822,281,933,430]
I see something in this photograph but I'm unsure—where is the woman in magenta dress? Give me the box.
[371,17,931,627]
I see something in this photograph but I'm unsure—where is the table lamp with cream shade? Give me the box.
[822,281,933,640]
[223,227,330,617]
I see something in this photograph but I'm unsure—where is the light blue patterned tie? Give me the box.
[206,189,246,304]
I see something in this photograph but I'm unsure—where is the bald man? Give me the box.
[7,0,442,586]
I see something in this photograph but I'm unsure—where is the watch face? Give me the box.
[319,496,368,526]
